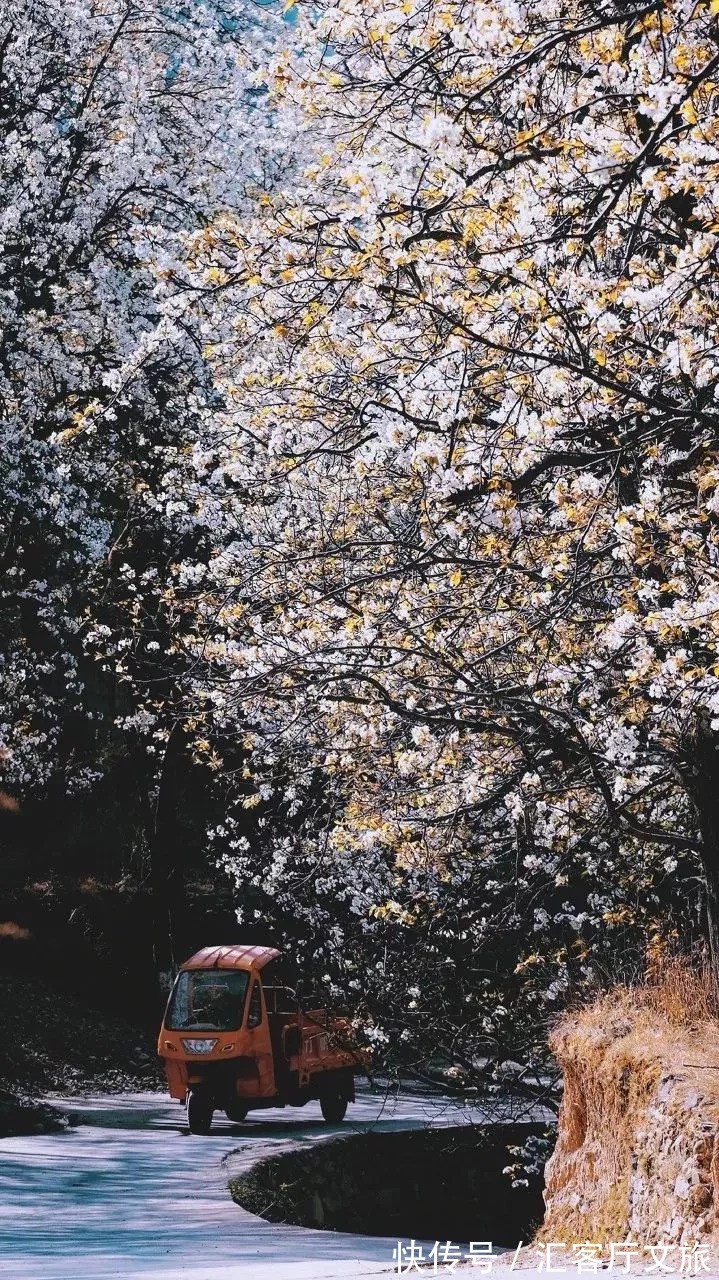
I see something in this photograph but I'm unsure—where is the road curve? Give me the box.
[0,1087,526,1280]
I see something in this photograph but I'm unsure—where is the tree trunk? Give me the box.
[681,726,719,983]
[700,839,719,983]
[148,726,182,980]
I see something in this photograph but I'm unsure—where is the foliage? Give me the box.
[0,0,283,972]
[150,0,719,1066]
[0,0,278,791]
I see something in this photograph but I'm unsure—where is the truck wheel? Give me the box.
[186,1090,213,1135]
[320,1092,348,1123]
[225,1103,249,1123]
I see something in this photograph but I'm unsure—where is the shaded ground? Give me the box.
[0,1088,68,1137]
[229,1123,552,1242]
[0,974,162,1097]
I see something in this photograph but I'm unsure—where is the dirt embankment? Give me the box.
[543,967,719,1248]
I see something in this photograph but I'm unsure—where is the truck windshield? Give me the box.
[165,969,250,1032]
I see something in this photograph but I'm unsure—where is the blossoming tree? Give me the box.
[0,0,280,785]
[0,0,283,970]
[173,0,719,1017]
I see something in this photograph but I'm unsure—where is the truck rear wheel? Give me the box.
[320,1092,348,1123]
[187,1090,213,1135]
[225,1103,249,1123]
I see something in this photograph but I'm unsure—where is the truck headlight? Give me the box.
[181,1038,218,1054]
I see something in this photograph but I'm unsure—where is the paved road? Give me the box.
[0,1087,533,1280]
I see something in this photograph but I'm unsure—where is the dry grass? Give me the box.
[640,948,717,1025]
[560,951,718,1039]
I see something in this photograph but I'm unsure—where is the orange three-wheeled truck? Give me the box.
[158,945,364,1134]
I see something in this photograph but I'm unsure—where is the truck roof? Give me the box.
[180,945,281,973]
